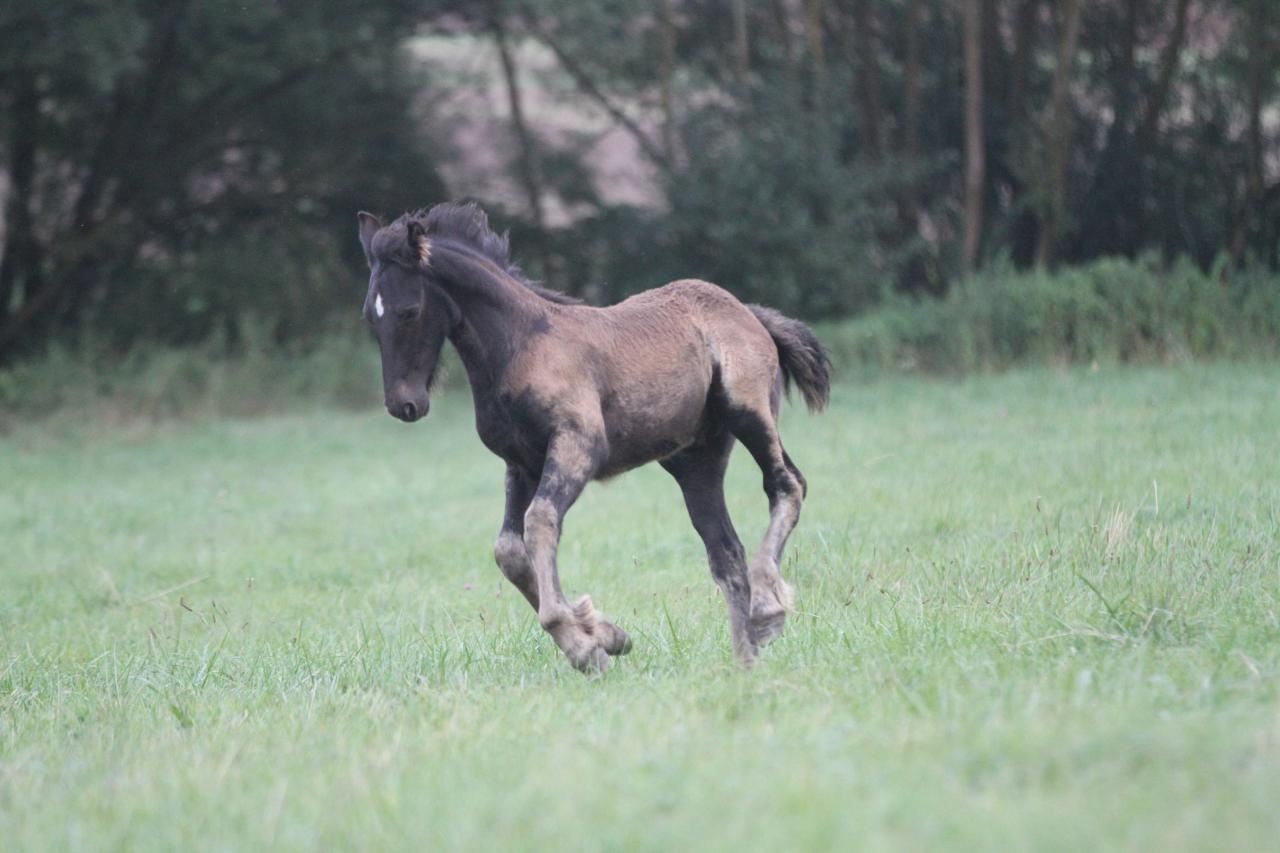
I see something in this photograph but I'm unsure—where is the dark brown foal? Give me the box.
[357,202,829,672]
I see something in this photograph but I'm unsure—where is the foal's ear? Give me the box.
[406,219,431,266]
[357,212,381,268]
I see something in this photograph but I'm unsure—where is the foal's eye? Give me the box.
[396,305,420,322]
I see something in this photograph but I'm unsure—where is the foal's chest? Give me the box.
[473,390,555,469]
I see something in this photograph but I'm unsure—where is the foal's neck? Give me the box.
[429,243,546,396]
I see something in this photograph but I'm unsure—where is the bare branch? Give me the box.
[522,19,671,171]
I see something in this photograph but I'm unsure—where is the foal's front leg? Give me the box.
[523,431,631,673]
[493,465,539,609]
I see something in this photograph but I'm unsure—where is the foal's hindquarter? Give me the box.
[495,281,808,671]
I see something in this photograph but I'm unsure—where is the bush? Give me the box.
[0,320,384,429]
[820,256,1280,376]
[1,256,1275,427]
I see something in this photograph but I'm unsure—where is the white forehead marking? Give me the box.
[374,292,384,318]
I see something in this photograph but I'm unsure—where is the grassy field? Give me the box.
[2,362,1279,851]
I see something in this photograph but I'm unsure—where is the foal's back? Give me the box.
[511,279,780,476]
[586,278,777,384]
[598,278,782,408]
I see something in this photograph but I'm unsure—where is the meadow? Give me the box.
[2,362,1278,851]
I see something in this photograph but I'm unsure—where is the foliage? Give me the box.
[497,0,1279,295]
[656,89,904,316]
[823,256,1280,375]
[0,319,384,428]
[3,256,1276,427]
[530,88,914,315]
[0,0,445,359]
[2,0,1278,361]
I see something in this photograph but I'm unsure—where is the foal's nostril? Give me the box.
[401,402,417,421]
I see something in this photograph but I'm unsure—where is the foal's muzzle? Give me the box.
[386,384,429,423]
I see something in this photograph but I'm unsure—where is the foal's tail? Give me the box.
[747,305,832,413]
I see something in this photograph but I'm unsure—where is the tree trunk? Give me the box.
[1034,0,1083,268]
[980,0,1008,117]
[805,0,826,111]
[903,0,921,210]
[1003,0,1041,264]
[1226,0,1268,269]
[771,0,795,68]
[526,20,671,170]
[851,0,884,160]
[731,0,749,95]
[70,2,190,245]
[1007,0,1038,121]
[659,0,679,164]
[962,0,985,273]
[491,12,552,277]
[1135,0,1192,153]
[1079,0,1142,258]
[770,0,805,119]
[0,72,41,338]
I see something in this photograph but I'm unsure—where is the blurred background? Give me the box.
[0,0,1276,419]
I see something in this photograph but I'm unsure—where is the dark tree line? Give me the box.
[483,0,1278,309]
[0,0,444,362]
[0,0,1277,362]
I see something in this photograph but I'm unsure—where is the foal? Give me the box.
[358,202,830,672]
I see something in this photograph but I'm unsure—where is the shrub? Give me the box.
[1,256,1275,427]
[0,321,384,429]
[820,256,1279,376]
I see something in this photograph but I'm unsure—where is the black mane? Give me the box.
[377,201,580,305]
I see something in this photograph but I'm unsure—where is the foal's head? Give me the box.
[357,212,459,423]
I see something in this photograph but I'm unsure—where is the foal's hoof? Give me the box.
[596,620,632,656]
[750,581,793,647]
[750,606,787,647]
[572,594,632,657]
[734,639,761,669]
[569,644,611,675]
[557,595,630,674]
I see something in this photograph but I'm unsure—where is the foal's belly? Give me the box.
[596,378,710,478]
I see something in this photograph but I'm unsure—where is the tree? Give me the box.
[962,0,985,272]
[1227,0,1278,269]
[1034,0,1083,267]
[7,0,1276,359]
[0,0,444,361]
[902,0,922,210]
[490,4,553,277]
[849,0,885,161]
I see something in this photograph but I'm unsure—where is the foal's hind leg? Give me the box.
[726,401,805,646]
[661,433,757,666]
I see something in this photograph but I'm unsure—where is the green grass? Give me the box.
[2,362,1279,851]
